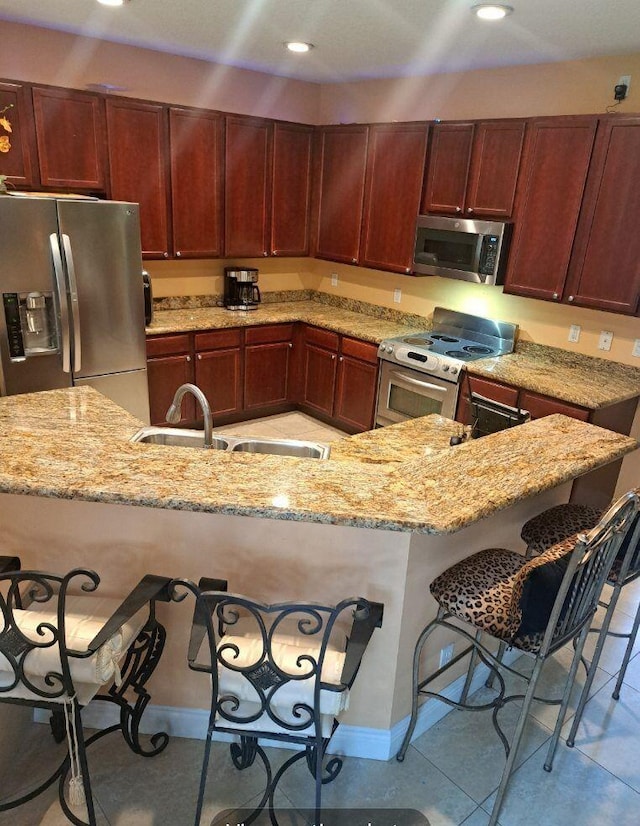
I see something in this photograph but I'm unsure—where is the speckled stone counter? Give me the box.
[146,298,640,410]
[0,387,635,534]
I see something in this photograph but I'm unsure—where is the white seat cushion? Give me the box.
[0,595,147,704]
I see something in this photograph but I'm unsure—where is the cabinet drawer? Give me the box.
[304,325,339,351]
[245,324,294,345]
[519,390,590,421]
[195,328,242,351]
[467,376,519,407]
[340,336,379,364]
[146,334,191,357]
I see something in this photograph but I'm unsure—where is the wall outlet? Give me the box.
[633,339,640,357]
[439,643,454,669]
[331,272,338,287]
[598,330,614,351]
[393,288,402,304]
[568,324,581,343]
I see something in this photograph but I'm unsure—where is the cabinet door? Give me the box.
[360,123,428,274]
[455,375,519,424]
[466,120,525,218]
[519,390,590,422]
[302,344,338,416]
[564,116,640,315]
[0,81,38,188]
[504,116,598,302]
[244,342,292,409]
[147,355,194,425]
[335,356,378,432]
[225,115,271,257]
[315,125,369,265]
[271,122,313,257]
[169,107,223,258]
[106,99,171,259]
[32,86,106,190]
[195,348,243,418]
[422,123,474,215]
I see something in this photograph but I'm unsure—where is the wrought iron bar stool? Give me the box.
[396,489,640,826]
[171,577,383,826]
[519,489,640,744]
[0,556,172,826]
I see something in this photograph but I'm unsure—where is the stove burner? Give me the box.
[463,345,493,355]
[403,337,433,347]
[430,334,459,343]
[445,350,474,360]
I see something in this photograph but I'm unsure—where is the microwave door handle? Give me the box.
[61,234,81,373]
[49,233,71,373]
[389,370,448,394]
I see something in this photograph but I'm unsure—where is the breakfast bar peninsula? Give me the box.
[0,387,636,759]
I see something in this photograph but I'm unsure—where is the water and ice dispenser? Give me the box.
[3,291,58,358]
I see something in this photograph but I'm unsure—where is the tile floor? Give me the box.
[1,413,639,825]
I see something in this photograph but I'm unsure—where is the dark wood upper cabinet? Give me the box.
[270,122,313,257]
[32,86,106,190]
[563,116,640,315]
[106,98,171,259]
[465,120,526,218]
[360,123,428,274]
[422,123,474,215]
[504,116,598,302]
[169,107,223,259]
[0,81,38,189]
[315,125,369,265]
[225,115,272,258]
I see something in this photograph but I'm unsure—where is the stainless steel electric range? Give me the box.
[375,307,518,426]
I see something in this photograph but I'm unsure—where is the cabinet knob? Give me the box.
[289,342,293,349]
[568,295,574,302]
[352,258,357,264]
[339,356,343,362]
[263,251,268,256]
[186,355,191,362]
[163,252,169,258]
[467,208,473,214]
[273,250,278,256]
[331,354,336,361]
[197,354,201,360]
[455,206,462,213]
[176,251,182,257]
[405,268,411,273]
[553,293,559,300]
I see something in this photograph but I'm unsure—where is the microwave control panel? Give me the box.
[478,235,500,277]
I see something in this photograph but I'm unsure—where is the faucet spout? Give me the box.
[165,383,214,448]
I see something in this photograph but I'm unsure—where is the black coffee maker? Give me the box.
[224,268,261,311]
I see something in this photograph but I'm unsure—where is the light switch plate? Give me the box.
[633,339,640,357]
[331,272,338,286]
[393,288,402,304]
[598,331,613,351]
[568,324,581,343]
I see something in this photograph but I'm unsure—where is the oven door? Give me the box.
[376,360,459,426]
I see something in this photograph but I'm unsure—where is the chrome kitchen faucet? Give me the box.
[165,383,214,448]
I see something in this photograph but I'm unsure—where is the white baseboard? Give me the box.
[35,650,520,762]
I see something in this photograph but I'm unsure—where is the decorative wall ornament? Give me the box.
[0,103,13,154]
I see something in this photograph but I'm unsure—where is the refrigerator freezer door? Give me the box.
[75,369,151,424]
[56,200,147,379]
[0,197,71,396]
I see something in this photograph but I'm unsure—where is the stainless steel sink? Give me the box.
[230,438,330,459]
[130,427,329,459]
[130,426,229,450]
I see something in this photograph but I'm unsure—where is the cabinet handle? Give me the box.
[186,355,191,362]
[568,295,574,302]
[163,252,169,258]
[553,293,559,300]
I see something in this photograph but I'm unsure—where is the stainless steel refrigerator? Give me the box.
[0,195,150,423]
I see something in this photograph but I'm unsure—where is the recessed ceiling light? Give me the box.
[472,4,514,20]
[285,42,314,54]
[97,0,127,7]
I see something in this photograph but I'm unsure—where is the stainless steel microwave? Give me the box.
[412,215,512,285]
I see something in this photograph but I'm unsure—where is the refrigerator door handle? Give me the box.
[62,234,82,372]
[49,233,71,374]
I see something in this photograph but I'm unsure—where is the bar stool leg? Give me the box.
[612,601,640,700]
[459,628,483,705]
[194,729,214,826]
[485,641,506,689]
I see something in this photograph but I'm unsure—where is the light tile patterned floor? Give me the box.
[1,414,638,825]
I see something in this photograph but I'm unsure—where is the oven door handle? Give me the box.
[389,370,449,394]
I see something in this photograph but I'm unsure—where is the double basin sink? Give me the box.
[130,426,331,460]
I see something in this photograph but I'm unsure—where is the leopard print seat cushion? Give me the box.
[430,536,577,648]
[520,503,602,556]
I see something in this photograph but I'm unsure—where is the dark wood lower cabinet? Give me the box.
[195,348,243,419]
[302,343,338,416]
[146,334,194,425]
[334,337,379,432]
[244,342,292,410]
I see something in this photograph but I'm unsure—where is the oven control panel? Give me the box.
[378,341,463,381]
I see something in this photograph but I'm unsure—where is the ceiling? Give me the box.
[1,0,639,84]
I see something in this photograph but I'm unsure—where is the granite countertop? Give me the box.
[146,298,640,410]
[0,387,635,534]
